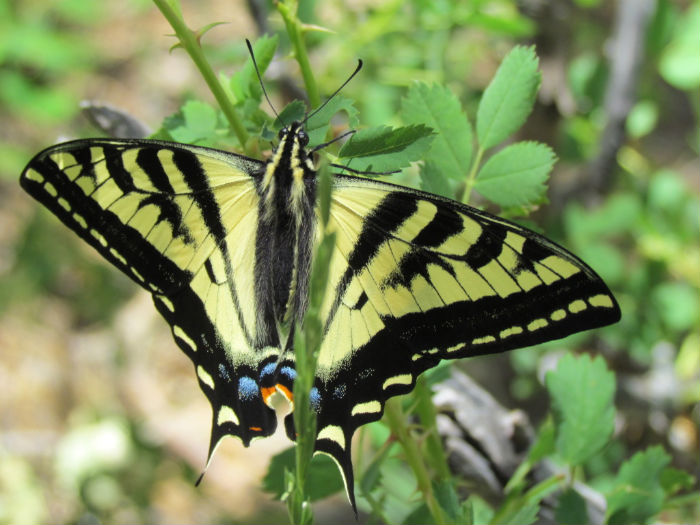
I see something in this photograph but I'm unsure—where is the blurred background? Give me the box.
[0,0,698,523]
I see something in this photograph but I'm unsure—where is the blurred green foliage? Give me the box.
[5,209,134,320]
[0,0,94,179]
[2,0,698,524]
[0,0,152,178]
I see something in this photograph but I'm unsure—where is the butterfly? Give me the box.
[19,63,620,513]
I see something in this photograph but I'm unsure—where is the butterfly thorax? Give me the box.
[254,122,317,347]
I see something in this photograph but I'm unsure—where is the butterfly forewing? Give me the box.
[20,139,285,452]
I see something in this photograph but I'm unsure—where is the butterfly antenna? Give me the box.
[246,38,279,121]
[310,129,356,154]
[302,59,363,125]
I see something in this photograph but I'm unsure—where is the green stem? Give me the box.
[152,0,249,149]
[384,398,451,525]
[277,0,321,108]
[289,326,316,525]
[362,489,391,523]
[458,145,484,204]
[287,164,334,524]
[490,474,564,525]
[413,378,451,480]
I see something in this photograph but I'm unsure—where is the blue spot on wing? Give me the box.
[260,362,276,378]
[238,376,259,400]
[280,366,297,380]
[333,384,347,399]
[310,387,321,412]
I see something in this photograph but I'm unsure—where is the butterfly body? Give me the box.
[20,119,620,510]
[254,122,316,350]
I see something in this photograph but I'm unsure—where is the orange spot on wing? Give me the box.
[249,426,262,432]
[261,386,276,405]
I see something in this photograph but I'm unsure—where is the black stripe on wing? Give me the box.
[21,141,192,294]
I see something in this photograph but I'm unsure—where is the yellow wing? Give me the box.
[20,139,283,455]
[305,173,620,500]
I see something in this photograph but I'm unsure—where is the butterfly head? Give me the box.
[261,120,316,223]
[278,121,310,149]
[271,120,315,176]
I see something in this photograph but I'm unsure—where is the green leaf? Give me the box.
[493,500,539,525]
[276,100,307,129]
[375,459,421,523]
[660,467,696,497]
[338,124,434,173]
[605,446,670,525]
[474,141,554,207]
[401,503,433,525]
[659,5,700,90]
[546,353,615,466]
[194,21,228,42]
[262,447,344,502]
[464,495,494,525]
[419,161,454,199]
[555,488,589,525]
[401,82,473,181]
[676,333,700,381]
[168,100,218,143]
[230,34,279,103]
[567,53,606,109]
[306,95,359,148]
[652,282,700,332]
[647,170,688,213]
[476,46,541,150]
[505,418,555,494]
[626,100,659,138]
[493,476,561,525]
[359,431,395,494]
[433,480,461,521]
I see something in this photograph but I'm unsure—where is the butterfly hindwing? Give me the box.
[306,174,621,499]
[20,139,283,452]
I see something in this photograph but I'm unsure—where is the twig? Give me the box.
[553,0,655,210]
[586,0,655,197]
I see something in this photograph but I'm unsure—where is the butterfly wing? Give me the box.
[22,138,621,510]
[20,139,281,457]
[304,174,620,506]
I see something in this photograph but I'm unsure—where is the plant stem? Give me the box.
[458,145,484,204]
[384,398,451,525]
[287,164,335,524]
[152,0,249,149]
[277,0,321,108]
[290,326,316,525]
[490,474,564,525]
[413,377,451,481]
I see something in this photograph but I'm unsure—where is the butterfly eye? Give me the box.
[297,129,309,147]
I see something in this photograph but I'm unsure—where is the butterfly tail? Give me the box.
[284,413,358,516]
[315,437,358,517]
